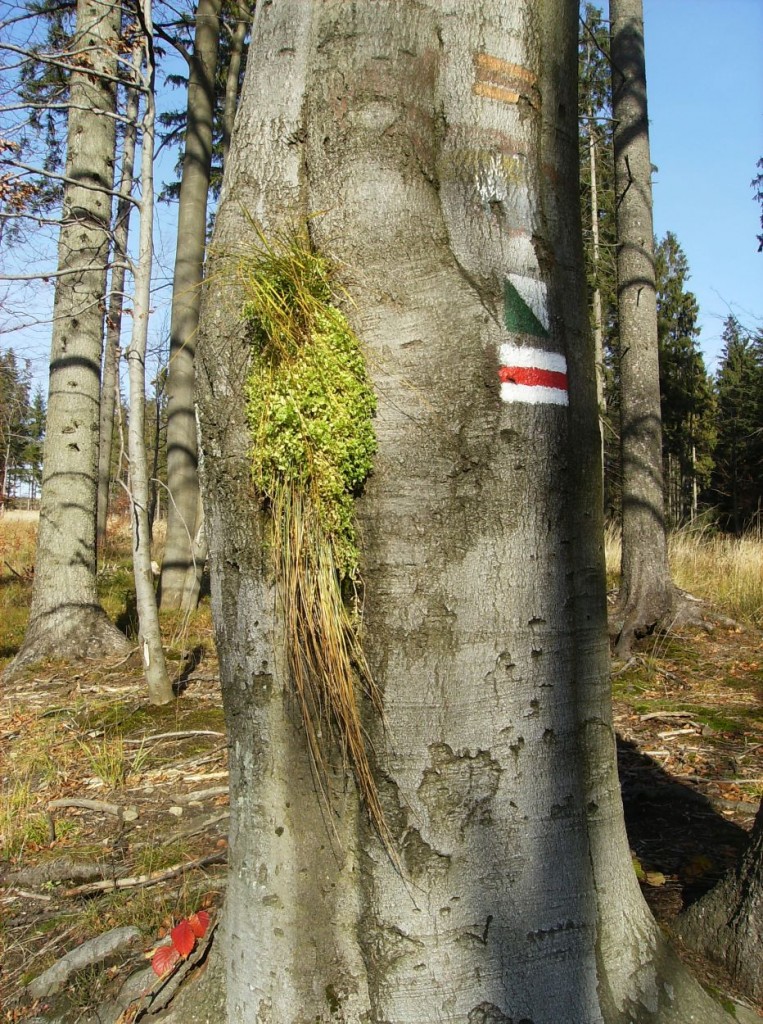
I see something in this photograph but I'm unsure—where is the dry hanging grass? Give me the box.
[234,225,392,854]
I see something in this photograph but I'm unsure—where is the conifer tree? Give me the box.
[0,349,34,506]
[712,316,763,534]
[654,232,715,524]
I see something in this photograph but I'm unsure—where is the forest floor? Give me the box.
[0,514,761,1021]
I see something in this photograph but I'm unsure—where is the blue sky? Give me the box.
[644,0,762,370]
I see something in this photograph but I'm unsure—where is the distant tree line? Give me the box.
[0,349,45,507]
[580,3,762,537]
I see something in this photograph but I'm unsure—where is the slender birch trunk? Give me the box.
[97,49,141,554]
[588,97,605,430]
[126,4,173,705]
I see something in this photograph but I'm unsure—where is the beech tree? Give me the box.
[183,2,735,1021]
[676,800,763,1005]
[609,0,682,653]
[159,0,222,612]
[9,0,130,672]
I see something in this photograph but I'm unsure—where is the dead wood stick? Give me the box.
[49,798,123,816]
[5,888,53,901]
[640,711,695,721]
[174,786,229,804]
[123,730,224,746]
[675,775,763,786]
[64,851,227,896]
[177,811,230,839]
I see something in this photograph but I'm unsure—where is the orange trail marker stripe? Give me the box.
[472,53,537,105]
[473,82,520,105]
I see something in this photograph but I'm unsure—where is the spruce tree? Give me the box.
[654,232,715,525]
[712,316,763,534]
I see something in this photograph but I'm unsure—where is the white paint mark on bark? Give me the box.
[498,344,568,407]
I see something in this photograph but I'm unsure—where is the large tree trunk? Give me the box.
[160,0,221,611]
[9,0,130,673]
[675,800,763,1004]
[195,2,735,1021]
[609,0,675,654]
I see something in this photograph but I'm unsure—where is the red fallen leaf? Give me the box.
[152,945,180,977]
[187,911,210,938]
[171,918,196,957]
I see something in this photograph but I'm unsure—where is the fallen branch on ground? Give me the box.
[64,851,227,896]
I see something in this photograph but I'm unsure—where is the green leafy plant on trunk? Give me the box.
[236,226,389,850]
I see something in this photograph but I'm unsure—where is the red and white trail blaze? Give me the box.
[498,343,569,406]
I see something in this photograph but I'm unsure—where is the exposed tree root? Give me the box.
[126,927,225,1024]
[4,611,132,681]
[610,585,712,658]
[673,802,763,1007]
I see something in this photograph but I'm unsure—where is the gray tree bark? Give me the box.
[126,3,173,706]
[160,0,221,611]
[9,0,130,673]
[675,800,763,1004]
[587,92,606,436]
[97,49,141,554]
[221,0,250,166]
[609,0,675,654]
[194,2,735,1021]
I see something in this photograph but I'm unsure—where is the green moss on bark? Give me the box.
[237,227,391,854]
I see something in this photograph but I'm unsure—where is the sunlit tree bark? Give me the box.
[609,0,675,653]
[160,0,221,611]
[126,0,173,706]
[10,0,130,673]
[186,2,735,1021]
